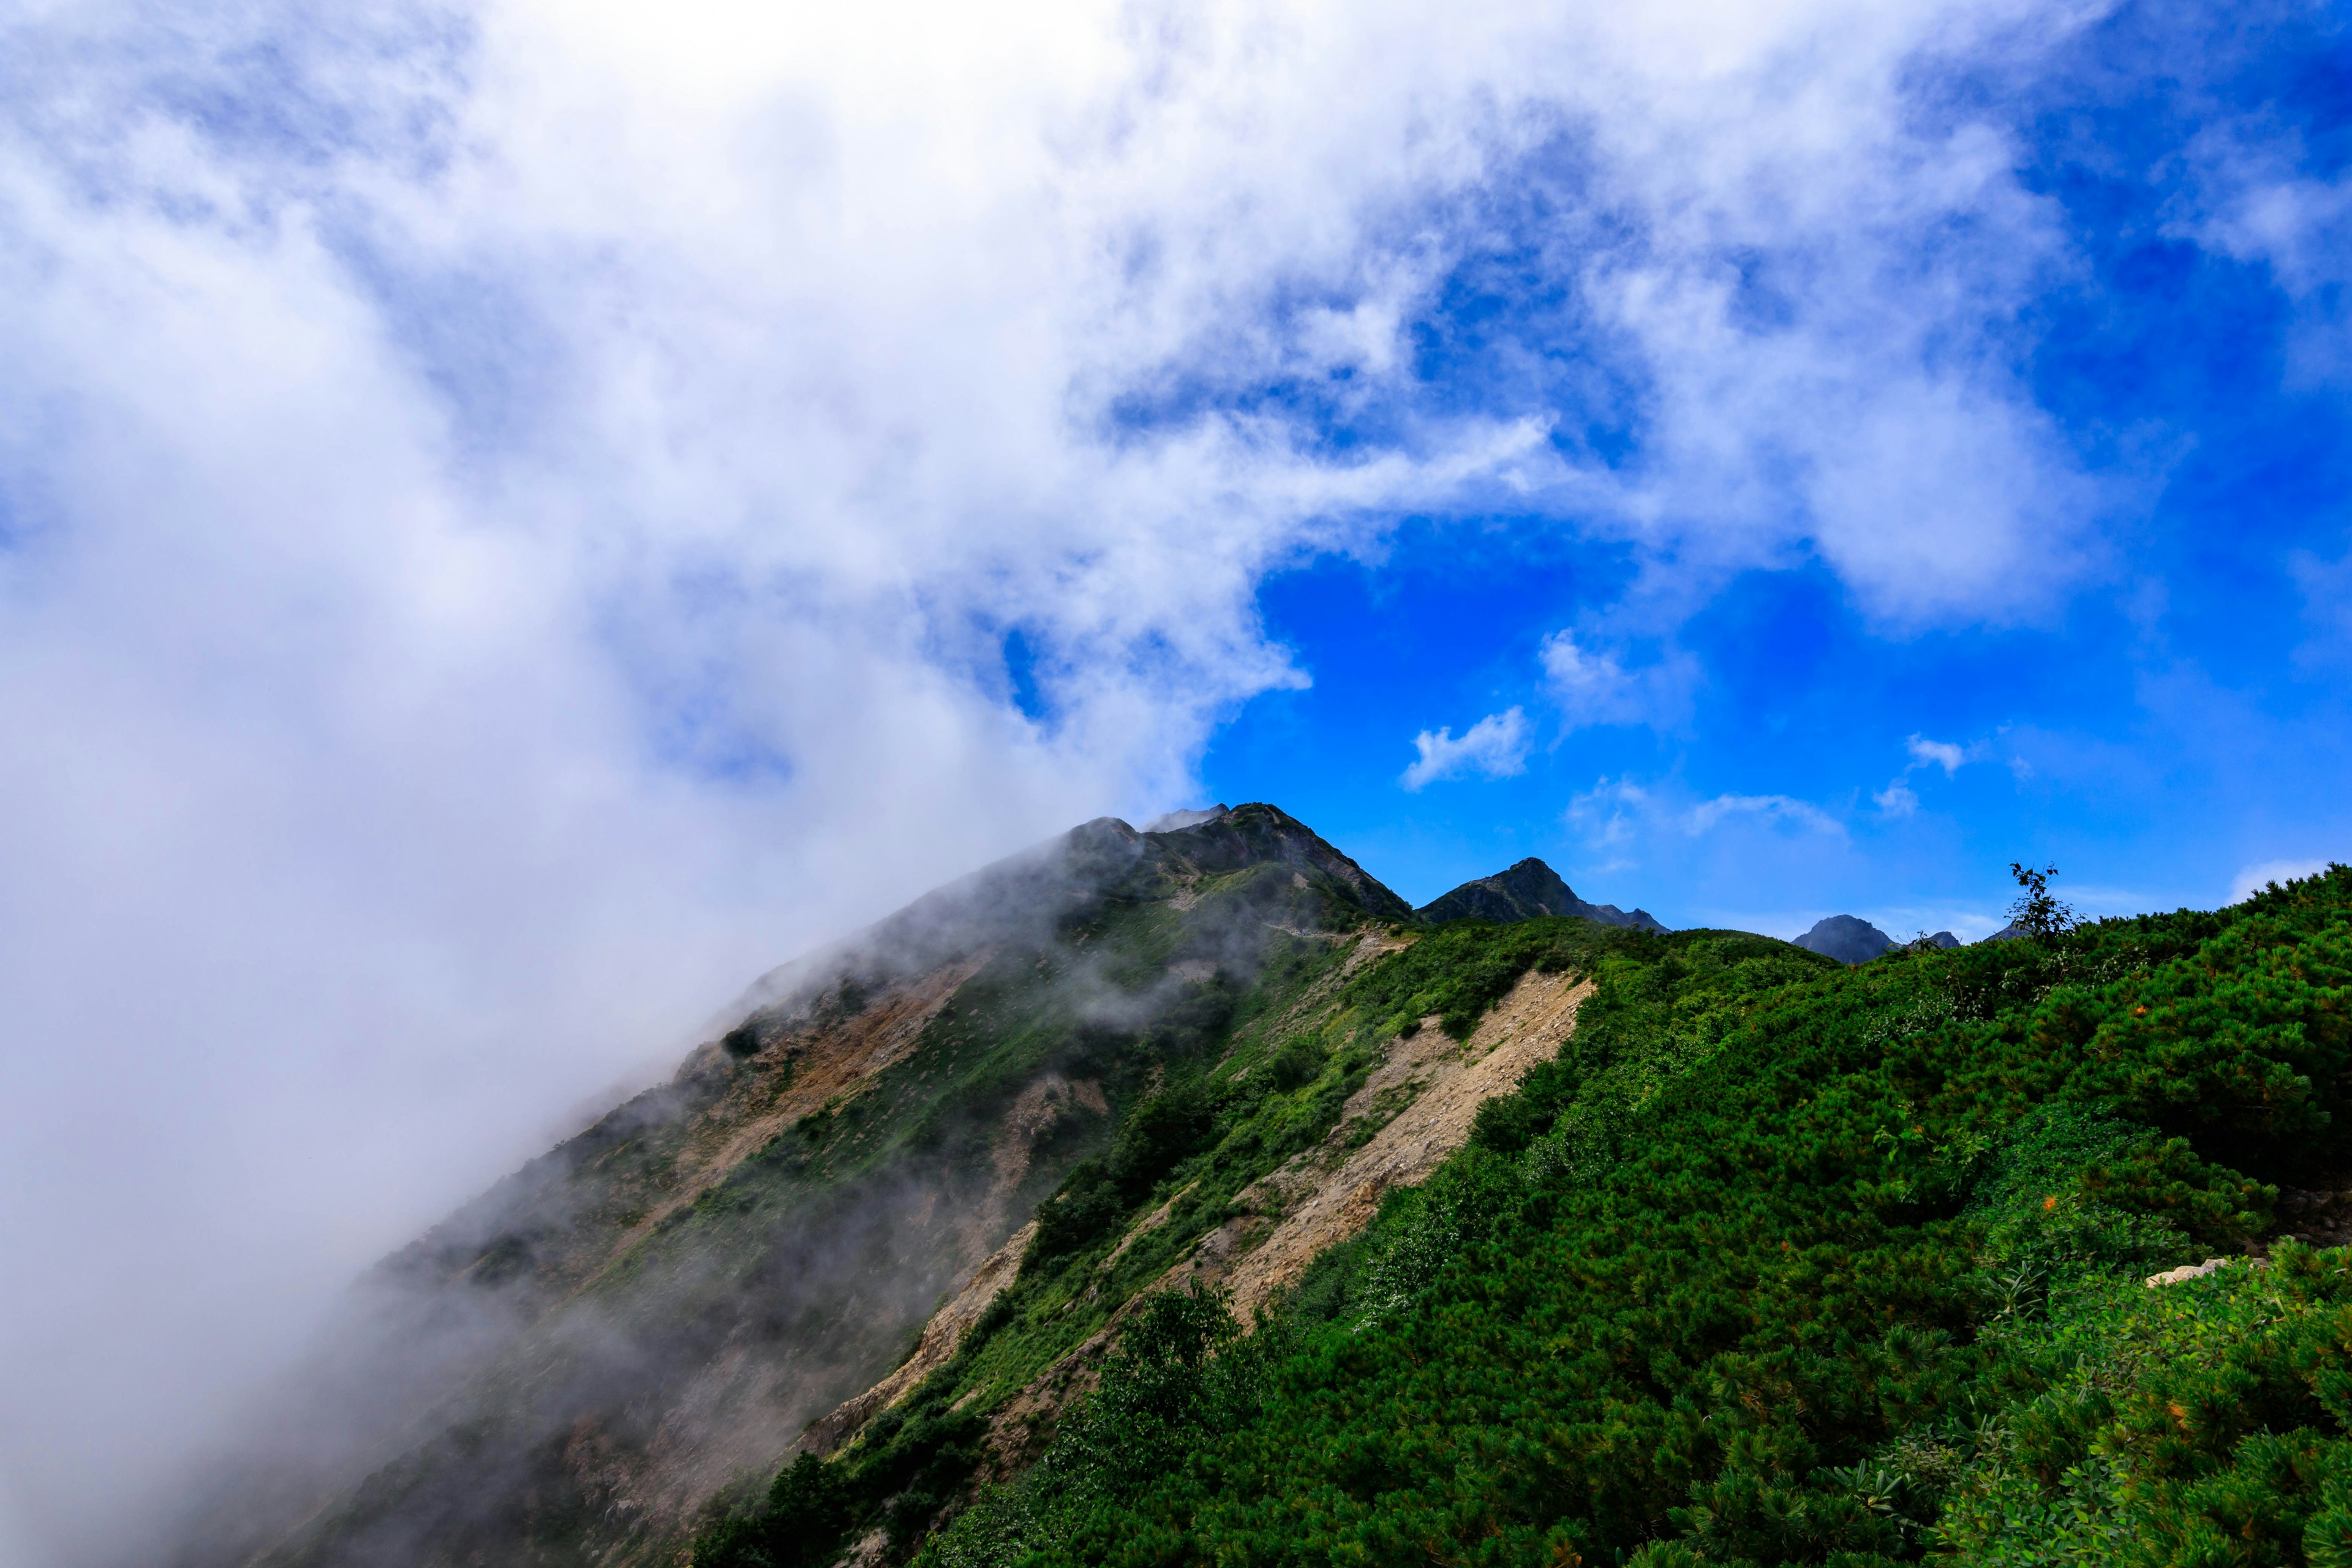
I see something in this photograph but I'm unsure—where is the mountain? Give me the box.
[1792,918,1961,961]
[1792,913,1898,963]
[168,802,1425,1568]
[1415,858,1668,932]
[165,825,2352,1568]
[906,865,2352,1568]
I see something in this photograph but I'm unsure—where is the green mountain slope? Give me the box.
[884,867,2352,1568]
[181,816,2352,1568]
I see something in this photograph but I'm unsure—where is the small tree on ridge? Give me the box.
[2007,862,2076,940]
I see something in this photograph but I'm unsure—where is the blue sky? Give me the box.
[1188,0,2352,932]
[1,0,2348,1555]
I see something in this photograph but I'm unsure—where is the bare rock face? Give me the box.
[1207,968,1596,1317]
[957,962,1600,1488]
[803,1219,1038,1458]
[2146,1258,2233,1287]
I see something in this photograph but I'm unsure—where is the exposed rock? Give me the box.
[968,965,1595,1488]
[2273,1185,2352,1248]
[805,1219,1039,1457]
[1192,967,1594,1317]
[2146,1257,2231,1287]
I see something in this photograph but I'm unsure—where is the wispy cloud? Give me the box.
[1400,708,1531,791]
[1874,733,1973,815]
[2230,858,2334,904]
[2179,117,2352,385]
[1686,793,1847,837]
[1539,632,1698,732]
[1568,776,1846,845]
[1907,736,1967,774]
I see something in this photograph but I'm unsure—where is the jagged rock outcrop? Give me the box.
[1415,856,1667,932]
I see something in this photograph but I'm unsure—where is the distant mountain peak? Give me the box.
[1792,914,1897,964]
[1415,856,1668,932]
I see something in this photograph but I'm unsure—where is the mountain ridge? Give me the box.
[168,802,1429,1568]
[165,809,2336,1568]
[1415,856,1667,933]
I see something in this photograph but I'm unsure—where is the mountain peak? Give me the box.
[1792,914,1896,963]
[1142,802,1417,923]
[1415,856,1668,932]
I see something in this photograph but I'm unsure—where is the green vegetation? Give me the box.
[708,867,2352,1568]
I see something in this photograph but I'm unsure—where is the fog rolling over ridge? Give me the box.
[158,806,1416,1568]
[1,0,2339,1554]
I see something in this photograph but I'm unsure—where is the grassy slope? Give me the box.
[870,869,2352,1568]
[696,920,1826,1566]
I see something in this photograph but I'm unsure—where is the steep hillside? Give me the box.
[180,822,2352,1568]
[688,919,1825,1568]
[1417,858,1667,933]
[897,867,2352,1568]
[174,805,1416,1568]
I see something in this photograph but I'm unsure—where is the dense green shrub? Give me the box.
[717,868,2352,1568]
[696,1454,853,1568]
[916,867,2352,1568]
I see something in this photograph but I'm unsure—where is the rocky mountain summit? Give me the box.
[1792,914,1961,963]
[1792,913,1898,962]
[1416,856,1667,932]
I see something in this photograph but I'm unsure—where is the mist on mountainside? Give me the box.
[58,789,2352,1568]
[148,807,1417,1568]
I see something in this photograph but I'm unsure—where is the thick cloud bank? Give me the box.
[0,0,2181,1558]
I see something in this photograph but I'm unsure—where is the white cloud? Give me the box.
[1686,792,1847,837]
[1400,707,1531,790]
[1562,774,1862,929]
[1566,775,1651,850]
[0,0,2158,1554]
[2180,119,2352,384]
[1539,631,1699,731]
[1907,735,1966,774]
[1872,732,1969,813]
[2230,858,2332,905]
